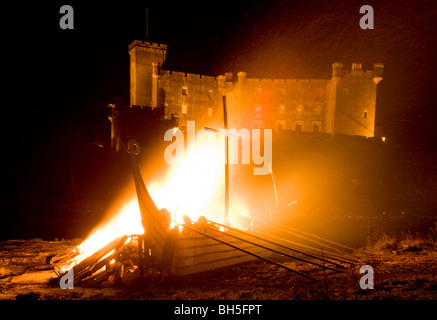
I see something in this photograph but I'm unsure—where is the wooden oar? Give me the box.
[179,223,315,281]
[252,230,358,265]
[204,223,343,273]
[206,219,350,268]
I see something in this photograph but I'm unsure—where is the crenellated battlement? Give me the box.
[337,63,383,78]
[242,78,329,85]
[161,70,216,82]
[128,40,167,52]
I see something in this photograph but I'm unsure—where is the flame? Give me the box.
[70,134,251,267]
[148,135,224,226]
[69,199,143,267]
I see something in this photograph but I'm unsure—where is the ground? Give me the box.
[0,238,436,300]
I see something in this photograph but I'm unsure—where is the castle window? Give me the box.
[312,121,322,133]
[316,89,324,98]
[182,87,188,96]
[256,86,262,98]
[276,120,287,133]
[208,107,213,117]
[279,104,285,115]
[182,105,187,114]
[253,119,264,128]
[296,104,303,115]
[363,111,368,118]
[313,104,322,116]
[280,86,286,97]
[343,88,348,96]
[208,90,213,99]
[295,123,302,132]
[294,120,304,132]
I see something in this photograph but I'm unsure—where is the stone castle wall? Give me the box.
[127,41,383,138]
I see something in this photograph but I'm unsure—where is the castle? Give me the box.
[108,40,383,151]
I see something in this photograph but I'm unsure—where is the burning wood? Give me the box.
[51,235,136,287]
[50,139,356,287]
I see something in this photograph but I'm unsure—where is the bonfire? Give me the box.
[50,139,358,288]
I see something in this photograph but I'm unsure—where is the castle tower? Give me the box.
[331,63,383,137]
[128,40,167,107]
[323,63,344,134]
[237,71,246,85]
[373,63,384,84]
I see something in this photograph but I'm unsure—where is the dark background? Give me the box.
[1,0,436,242]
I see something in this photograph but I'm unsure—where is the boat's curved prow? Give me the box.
[127,139,176,272]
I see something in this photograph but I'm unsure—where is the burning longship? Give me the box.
[51,139,358,287]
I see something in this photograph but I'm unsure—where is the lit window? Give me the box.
[182,105,187,114]
[296,104,303,115]
[313,104,322,116]
[182,87,188,96]
[208,107,212,117]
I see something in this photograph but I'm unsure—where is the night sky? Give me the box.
[2,0,436,213]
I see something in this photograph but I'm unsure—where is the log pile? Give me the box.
[50,235,143,287]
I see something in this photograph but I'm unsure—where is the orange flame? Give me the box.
[70,136,251,266]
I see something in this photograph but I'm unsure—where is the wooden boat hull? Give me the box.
[171,227,269,276]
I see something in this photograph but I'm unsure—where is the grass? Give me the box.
[370,222,437,251]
